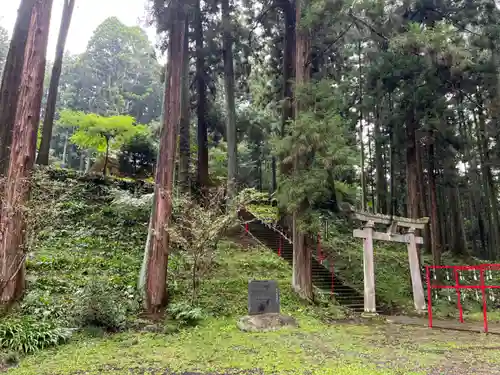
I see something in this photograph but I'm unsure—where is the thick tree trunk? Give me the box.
[143,9,186,313]
[405,105,424,266]
[37,0,75,165]
[279,0,296,137]
[0,0,36,175]
[292,214,312,299]
[358,41,367,211]
[222,0,238,200]
[276,0,295,218]
[195,0,209,191]
[277,0,295,189]
[467,110,487,256]
[103,138,109,176]
[405,108,420,219]
[428,140,441,265]
[179,18,190,193]
[476,98,500,258]
[448,182,467,256]
[291,0,312,300]
[374,97,387,214]
[0,0,53,305]
[416,131,431,255]
[388,94,398,216]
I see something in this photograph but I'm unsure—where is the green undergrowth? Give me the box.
[3,175,500,374]
[1,171,346,368]
[173,240,346,321]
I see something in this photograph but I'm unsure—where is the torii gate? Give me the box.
[351,210,429,314]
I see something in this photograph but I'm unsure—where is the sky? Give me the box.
[0,0,158,58]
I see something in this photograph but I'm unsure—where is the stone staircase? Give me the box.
[240,209,366,313]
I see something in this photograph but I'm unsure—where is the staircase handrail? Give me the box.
[238,207,293,244]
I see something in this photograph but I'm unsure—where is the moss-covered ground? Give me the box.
[3,173,500,374]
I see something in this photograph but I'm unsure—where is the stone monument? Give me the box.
[238,280,296,332]
[248,280,280,315]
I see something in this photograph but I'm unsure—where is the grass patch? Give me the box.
[8,315,500,375]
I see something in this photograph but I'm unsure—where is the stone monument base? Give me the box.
[237,313,298,332]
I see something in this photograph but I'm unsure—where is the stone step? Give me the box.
[240,211,377,313]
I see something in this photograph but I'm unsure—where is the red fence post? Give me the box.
[426,264,500,333]
[480,268,488,333]
[454,267,464,324]
[426,266,433,328]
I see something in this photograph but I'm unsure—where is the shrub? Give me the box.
[108,189,152,224]
[20,290,70,322]
[72,279,129,332]
[0,317,72,353]
[167,302,205,327]
[167,188,240,303]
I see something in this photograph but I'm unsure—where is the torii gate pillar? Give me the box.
[351,209,429,314]
[362,221,376,313]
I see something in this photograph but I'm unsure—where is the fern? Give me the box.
[167,302,205,326]
[0,317,72,353]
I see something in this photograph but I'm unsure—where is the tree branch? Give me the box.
[348,11,389,41]
[306,22,354,67]
[248,3,276,44]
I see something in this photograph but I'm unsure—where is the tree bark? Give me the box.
[0,0,53,305]
[428,139,441,265]
[405,106,420,219]
[358,40,367,211]
[291,0,312,300]
[222,0,238,200]
[374,96,387,214]
[388,94,398,216]
[195,0,209,191]
[36,0,76,165]
[179,17,190,193]
[0,0,36,175]
[143,7,186,313]
[279,0,296,137]
[476,96,500,258]
[103,137,109,176]
[276,0,295,187]
[276,0,296,221]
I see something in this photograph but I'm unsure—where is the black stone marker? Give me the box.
[248,280,280,315]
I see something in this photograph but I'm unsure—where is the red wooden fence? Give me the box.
[426,264,500,333]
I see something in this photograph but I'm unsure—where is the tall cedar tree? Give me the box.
[0,0,53,304]
[37,0,76,165]
[0,0,36,175]
[143,5,186,313]
[222,0,238,199]
[195,0,209,191]
[179,17,191,192]
[291,0,312,299]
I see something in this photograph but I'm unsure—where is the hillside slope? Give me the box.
[3,171,500,375]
